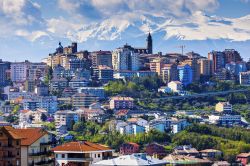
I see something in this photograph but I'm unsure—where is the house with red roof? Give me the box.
[120,142,140,155]
[52,141,114,166]
[0,126,53,166]
[237,153,250,166]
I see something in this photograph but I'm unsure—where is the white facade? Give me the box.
[112,46,140,71]
[10,62,29,82]
[209,115,242,125]
[167,81,183,92]
[112,48,129,71]
[239,71,250,85]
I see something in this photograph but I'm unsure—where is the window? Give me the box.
[56,154,58,158]
[16,140,19,145]
[62,154,65,158]
[98,154,100,158]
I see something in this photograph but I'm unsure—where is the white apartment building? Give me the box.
[112,45,140,71]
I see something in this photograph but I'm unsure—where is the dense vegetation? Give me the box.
[65,121,169,151]
[173,124,250,162]
[64,122,250,162]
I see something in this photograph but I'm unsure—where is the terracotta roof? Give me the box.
[52,141,112,152]
[237,153,250,158]
[20,109,31,114]
[1,126,23,139]
[1,126,48,145]
[13,128,48,146]
[115,110,129,116]
[126,142,140,147]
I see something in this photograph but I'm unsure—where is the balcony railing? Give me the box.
[35,159,54,165]
[3,155,16,160]
[28,151,52,156]
[40,142,52,146]
[67,157,93,162]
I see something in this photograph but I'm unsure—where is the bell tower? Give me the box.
[147,32,153,54]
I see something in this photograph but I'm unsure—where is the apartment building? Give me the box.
[109,96,134,110]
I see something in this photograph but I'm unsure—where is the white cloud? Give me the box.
[163,11,250,41]
[15,30,48,41]
[1,0,250,43]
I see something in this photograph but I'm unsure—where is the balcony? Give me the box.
[35,159,54,165]
[67,158,93,162]
[40,142,52,146]
[28,151,52,157]
[28,159,54,166]
[3,155,16,160]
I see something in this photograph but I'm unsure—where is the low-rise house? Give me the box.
[167,81,183,92]
[32,109,48,124]
[200,149,222,159]
[146,143,167,158]
[52,141,113,166]
[19,109,48,126]
[120,142,140,155]
[173,145,200,157]
[237,153,250,166]
[93,153,167,166]
[19,109,33,124]
[114,110,129,119]
[76,107,104,123]
[54,110,78,132]
[110,96,134,110]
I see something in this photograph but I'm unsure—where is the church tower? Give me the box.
[147,32,153,54]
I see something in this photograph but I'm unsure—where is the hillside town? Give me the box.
[0,33,250,166]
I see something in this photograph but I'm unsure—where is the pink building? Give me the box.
[110,96,134,110]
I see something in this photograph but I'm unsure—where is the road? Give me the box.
[137,89,249,101]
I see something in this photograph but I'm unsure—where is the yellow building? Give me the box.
[198,59,213,76]
[215,102,232,113]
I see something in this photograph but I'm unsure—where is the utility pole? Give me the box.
[179,45,185,55]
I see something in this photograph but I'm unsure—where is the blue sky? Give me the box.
[0,0,250,62]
